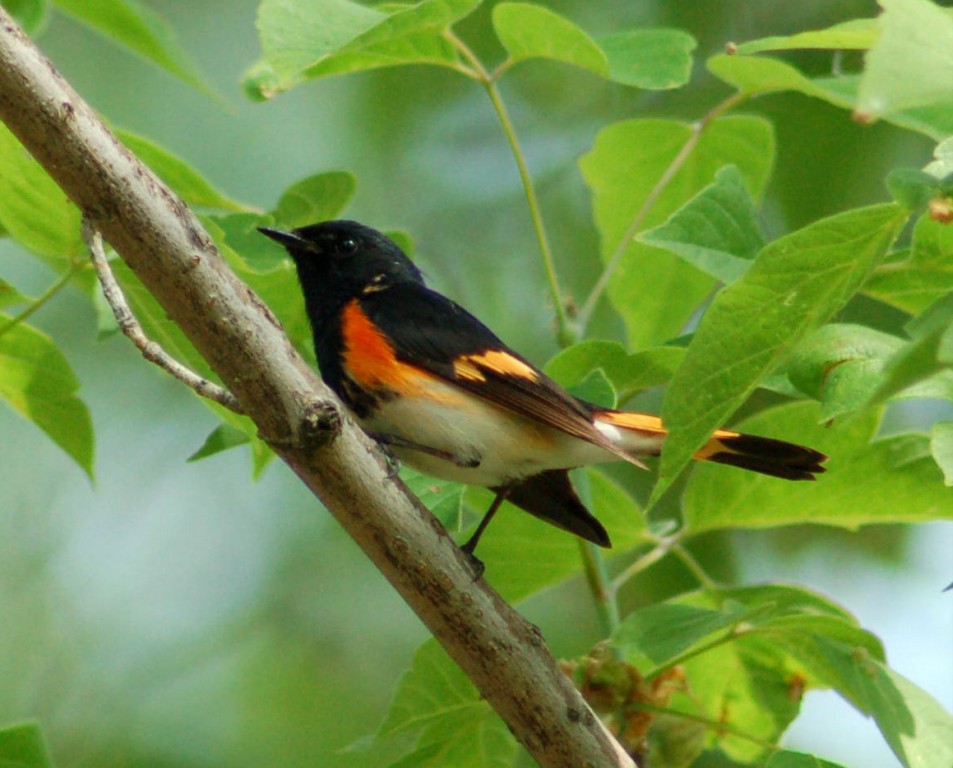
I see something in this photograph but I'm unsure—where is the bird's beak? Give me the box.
[258,226,309,250]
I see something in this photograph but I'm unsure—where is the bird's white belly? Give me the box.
[357,384,614,487]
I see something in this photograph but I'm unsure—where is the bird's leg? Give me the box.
[460,485,513,571]
[368,432,481,468]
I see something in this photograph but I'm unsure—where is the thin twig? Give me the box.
[445,30,572,343]
[0,261,81,339]
[82,220,244,414]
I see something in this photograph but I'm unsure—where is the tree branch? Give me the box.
[83,220,244,413]
[0,10,634,768]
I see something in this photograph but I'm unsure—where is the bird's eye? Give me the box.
[339,237,358,255]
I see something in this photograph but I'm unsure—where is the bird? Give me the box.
[259,220,827,556]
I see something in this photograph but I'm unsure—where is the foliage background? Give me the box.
[0,1,950,766]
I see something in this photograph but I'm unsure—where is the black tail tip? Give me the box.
[707,433,828,480]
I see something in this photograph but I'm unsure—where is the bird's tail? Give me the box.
[592,409,827,481]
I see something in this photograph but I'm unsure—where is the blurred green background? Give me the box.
[0,1,950,766]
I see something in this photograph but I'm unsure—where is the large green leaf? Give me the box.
[245,0,481,99]
[544,340,684,402]
[51,0,215,97]
[0,722,54,768]
[639,164,765,284]
[579,116,775,350]
[473,468,649,603]
[373,640,517,768]
[0,124,82,261]
[654,203,907,504]
[614,585,883,763]
[683,401,952,533]
[855,0,953,123]
[783,323,953,420]
[492,4,695,89]
[0,315,94,478]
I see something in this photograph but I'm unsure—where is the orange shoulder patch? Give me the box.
[341,300,456,401]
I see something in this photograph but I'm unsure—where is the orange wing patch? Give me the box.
[452,358,486,382]
[454,349,539,381]
[342,300,442,397]
[596,410,666,434]
[597,410,745,459]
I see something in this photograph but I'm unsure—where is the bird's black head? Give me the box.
[259,220,423,320]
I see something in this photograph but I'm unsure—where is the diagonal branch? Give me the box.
[0,10,634,768]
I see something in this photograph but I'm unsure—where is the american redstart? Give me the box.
[260,221,826,555]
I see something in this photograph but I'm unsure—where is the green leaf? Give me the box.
[274,170,357,228]
[868,291,953,406]
[855,0,953,123]
[0,124,82,261]
[579,115,775,350]
[881,666,953,768]
[0,722,54,768]
[639,165,765,284]
[544,340,684,401]
[783,323,952,420]
[613,601,768,675]
[763,750,848,768]
[930,421,953,485]
[2,0,50,34]
[654,203,906,504]
[51,0,216,97]
[492,2,605,75]
[115,130,250,212]
[886,167,942,211]
[0,280,31,310]
[708,55,953,141]
[864,214,953,314]
[245,0,480,99]
[565,368,615,408]
[733,18,881,54]
[0,315,94,479]
[614,585,880,762]
[187,423,251,463]
[401,468,465,530]
[598,28,696,90]
[474,469,649,603]
[376,640,517,768]
[683,401,953,533]
[492,4,695,89]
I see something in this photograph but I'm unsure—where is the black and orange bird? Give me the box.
[260,221,826,555]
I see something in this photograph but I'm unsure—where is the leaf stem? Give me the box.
[579,540,620,635]
[575,92,747,332]
[0,261,82,339]
[628,702,778,749]
[671,542,718,592]
[610,534,678,593]
[446,31,571,343]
